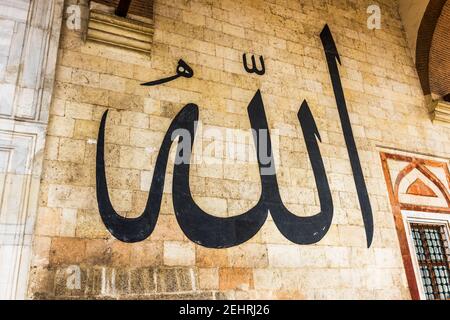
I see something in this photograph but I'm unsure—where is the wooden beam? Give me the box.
[115,0,132,17]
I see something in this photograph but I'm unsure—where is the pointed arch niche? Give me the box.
[380,151,450,300]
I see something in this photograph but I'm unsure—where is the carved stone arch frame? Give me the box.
[380,152,450,300]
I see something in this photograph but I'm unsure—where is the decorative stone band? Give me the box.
[428,100,450,125]
[86,10,153,54]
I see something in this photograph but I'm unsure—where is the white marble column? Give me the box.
[0,0,64,299]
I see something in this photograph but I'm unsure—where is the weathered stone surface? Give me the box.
[24,0,450,301]
[219,268,254,291]
[164,241,195,266]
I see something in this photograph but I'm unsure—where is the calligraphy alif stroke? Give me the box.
[96,24,374,248]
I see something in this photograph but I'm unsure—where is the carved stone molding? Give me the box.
[86,10,153,54]
[0,0,64,299]
[0,0,65,122]
[428,99,450,125]
[0,120,46,300]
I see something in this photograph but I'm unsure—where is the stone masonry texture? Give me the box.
[28,0,450,299]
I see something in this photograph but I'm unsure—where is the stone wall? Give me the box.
[28,0,450,299]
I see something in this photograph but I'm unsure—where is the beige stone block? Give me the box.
[149,116,171,132]
[222,163,251,181]
[237,182,262,201]
[104,125,130,145]
[339,268,364,289]
[51,99,66,116]
[65,102,93,120]
[109,189,133,213]
[195,196,228,217]
[130,241,163,267]
[93,107,120,124]
[55,66,73,83]
[76,209,109,239]
[60,50,108,73]
[227,243,268,268]
[275,290,306,300]
[163,241,195,266]
[102,144,121,166]
[350,247,376,267]
[374,288,405,300]
[185,39,215,56]
[48,185,96,210]
[107,59,134,78]
[252,269,283,291]
[47,116,75,137]
[78,86,110,106]
[99,74,126,92]
[58,138,85,163]
[157,86,184,104]
[374,248,401,268]
[30,236,51,267]
[219,268,253,291]
[107,92,143,110]
[149,215,186,241]
[277,270,305,291]
[182,11,205,26]
[216,45,240,61]
[130,191,151,218]
[71,69,100,86]
[222,22,244,38]
[198,268,219,290]
[296,247,327,268]
[324,246,351,268]
[42,160,94,187]
[212,6,228,20]
[227,199,260,217]
[318,225,340,246]
[73,120,99,139]
[59,208,77,237]
[119,146,153,170]
[330,158,352,174]
[83,239,111,265]
[300,269,342,289]
[365,268,394,290]
[143,98,161,115]
[35,207,61,237]
[121,111,149,128]
[49,237,86,265]
[338,225,367,248]
[44,136,60,161]
[110,241,132,267]
[104,167,140,190]
[129,128,164,148]
[220,60,242,80]
[260,220,292,245]
[379,228,398,248]
[139,170,153,191]
[196,246,229,268]
[197,53,224,70]
[200,179,246,200]
[267,244,301,268]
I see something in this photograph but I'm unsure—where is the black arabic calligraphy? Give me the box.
[96,24,374,248]
[243,54,266,76]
